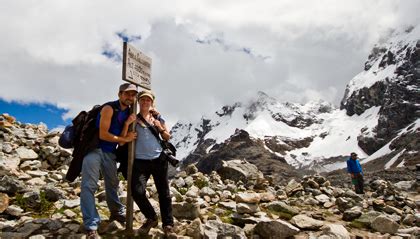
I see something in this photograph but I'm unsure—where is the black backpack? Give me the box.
[63,101,119,182]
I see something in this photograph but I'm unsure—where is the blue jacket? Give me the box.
[346,158,363,174]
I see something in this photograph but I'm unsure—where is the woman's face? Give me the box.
[139,96,153,110]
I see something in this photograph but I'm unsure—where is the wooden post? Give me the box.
[126,97,137,233]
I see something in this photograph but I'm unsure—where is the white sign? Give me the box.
[122,42,152,90]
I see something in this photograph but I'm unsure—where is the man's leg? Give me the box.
[357,174,364,194]
[80,149,102,231]
[101,151,125,219]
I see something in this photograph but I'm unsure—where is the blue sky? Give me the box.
[0,99,70,130]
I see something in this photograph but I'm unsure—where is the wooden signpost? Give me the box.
[122,42,152,233]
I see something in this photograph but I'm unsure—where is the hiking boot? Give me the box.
[138,218,158,234]
[163,225,177,237]
[109,213,126,224]
[86,230,100,239]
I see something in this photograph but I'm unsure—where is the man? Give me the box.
[346,152,364,194]
[81,83,138,239]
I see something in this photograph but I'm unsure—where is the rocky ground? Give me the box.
[1,114,420,239]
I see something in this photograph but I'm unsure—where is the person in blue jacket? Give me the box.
[346,152,364,194]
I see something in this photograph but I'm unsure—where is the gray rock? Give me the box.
[6,205,24,216]
[343,207,362,221]
[266,201,299,216]
[253,219,300,238]
[64,199,80,209]
[236,192,261,204]
[200,187,217,198]
[0,156,20,173]
[394,181,415,191]
[315,194,330,203]
[22,191,41,209]
[237,202,259,214]
[16,146,38,160]
[0,193,9,213]
[285,179,304,196]
[172,201,200,220]
[321,224,350,239]
[371,215,399,234]
[217,159,264,184]
[204,220,246,239]
[42,185,66,202]
[0,175,25,195]
[17,222,42,238]
[353,211,384,228]
[186,218,204,239]
[290,214,324,229]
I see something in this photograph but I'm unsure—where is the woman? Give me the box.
[131,90,174,235]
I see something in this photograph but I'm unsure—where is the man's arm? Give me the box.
[99,105,135,144]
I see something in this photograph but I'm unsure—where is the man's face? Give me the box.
[119,90,137,106]
[351,154,358,160]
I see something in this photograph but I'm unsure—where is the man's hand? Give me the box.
[125,113,137,126]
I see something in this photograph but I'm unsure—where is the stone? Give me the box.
[259,192,276,202]
[217,159,264,184]
[315,194,330,204]
[0,156,20,174]
[22,191,41,209]
[186,218,204,239]
[394,181,415,191]
[172,202,200,220]
[172,177,186,188]
[0,193,9,213]
[204,220,246,239]
[253,219,300,238]
[0,175,26,195]
[219,201,236,210]
[353,211,382,228]
[16,147,38,160]
[290,214,324,229]
[321,224,350,239]
[236,202,260,214]
[200,187,217,198]
[266,201,299,216]
[236,192,261,204]
[371,215,399,234]
[6,205,24,216]
[64,199,80,209]
[27,178,46,186]
[343,207,362,221]
[42,185,66,202]
[285,179,304,196]
[384,205,403,215]
[186,185,200,198]
[64,209,77,218]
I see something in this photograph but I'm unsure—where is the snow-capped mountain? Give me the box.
[170,26,420,175]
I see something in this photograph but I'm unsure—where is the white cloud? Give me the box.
[0,0,419,126]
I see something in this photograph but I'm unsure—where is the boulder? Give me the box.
[321,224,350,239]
[204,220,246,239]
[371,215,399,234]
[253,219,300,238]
[290,214,324,229]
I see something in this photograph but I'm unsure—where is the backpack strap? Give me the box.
[137,114,163,144]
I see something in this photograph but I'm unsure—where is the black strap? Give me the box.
[137,114,165,146]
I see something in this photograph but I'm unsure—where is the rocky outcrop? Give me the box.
[341,29,420,154]
[193,129,301,185]
[1,113,419,238]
